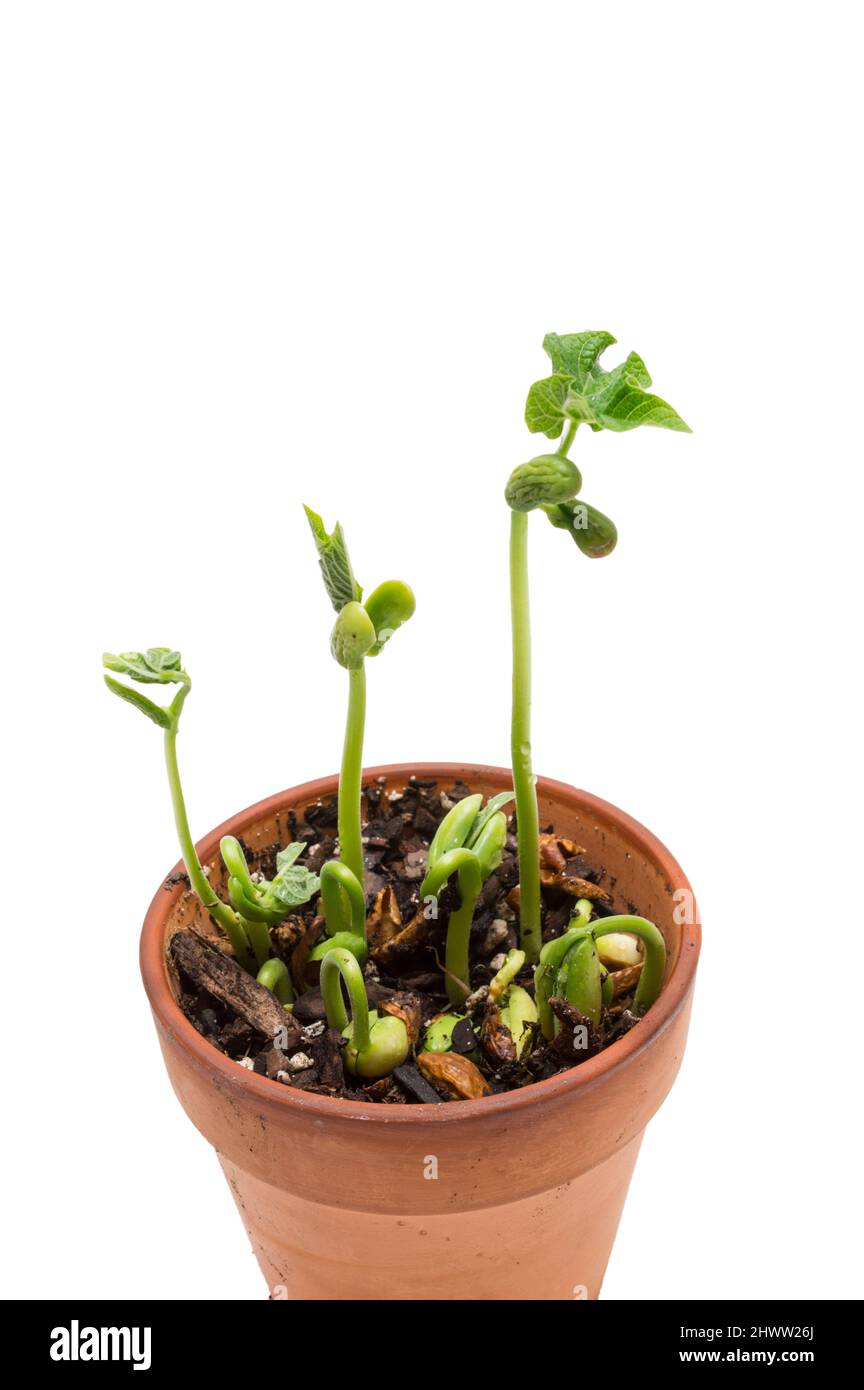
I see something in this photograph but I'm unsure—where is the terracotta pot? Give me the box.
[140,763,700,1300]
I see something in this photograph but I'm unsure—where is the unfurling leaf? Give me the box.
[270,861,320,909]
[275,842,306,873]
[542,331,617,388]
[581,352,689,432]
[103,648,187,685]
[524,374,571,439]
[272,864,319,909]
[303,506,363,612]
[102,674,172,727]
[526,334,691,437]
[102,648,189,725]
[466,789,514,848]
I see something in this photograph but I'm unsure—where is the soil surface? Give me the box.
[169,777,651,1104]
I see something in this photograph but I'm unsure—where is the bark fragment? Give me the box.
[171,930,300,1050]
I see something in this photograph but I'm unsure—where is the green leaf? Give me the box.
[103,673,172,728]
[467,790,515,848]
[304,506,363,612]
[524,375,570,438]
[103,648,187,685]
[270,863,320,909]
[581,353,690,433]
[542,332,617,389]
[275,842,306,873]
[268,841,319,910]
[530,334,690,435]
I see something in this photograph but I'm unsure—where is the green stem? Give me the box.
[339,664,366,889]
[557,421,578,456]
[421,848,482,1005]
[510,509,541,961]
[257,957,294,1006]
[320,859,367,940]
[534,924,591,1039]
[163,717,253,969]
[320,946,371,1051]
[592,916,667,1013]
[445,870,481,1006]
[243,916,272,969]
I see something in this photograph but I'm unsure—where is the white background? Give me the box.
[1,1,861,1301]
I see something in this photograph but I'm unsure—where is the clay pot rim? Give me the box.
[141,762,700,1124]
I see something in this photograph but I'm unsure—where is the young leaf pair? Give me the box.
[419,791,513,1005]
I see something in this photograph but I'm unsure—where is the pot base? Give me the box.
[221,1132,643,1301]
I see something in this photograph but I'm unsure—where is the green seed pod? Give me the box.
[544,500,617,558]
[426,793,483,872]
[500,985,539,1057]
[470,809,507,880]
[534,922,592,1040]
[556,934,603,1028]
[364,580,416,656]
[504,454,582,512]
[343,1011,410,1079]
[422,1012,468,1053]
[330,600,376,669]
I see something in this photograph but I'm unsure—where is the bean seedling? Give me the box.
[534,906,667,1039]
[320,946,409,1079]
[305,508,415,961]
[506,332,690,960]
[102,649,318,979]
[419,791,514,1004]
[103,332,686,1105]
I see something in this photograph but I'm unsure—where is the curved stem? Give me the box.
[557,933,602,1028]
[510,509,541,961]
[320,946,371,1052]
[220,836,261,905]
[592,916,666,1013]
[320,859,367,940]
[257,957,294,1006]
[242,915,272,969]
[163,720,253,968]
[535,924,591,1039]
[339,664,366,889]
[557,421,578,456]
[422,848,482,1005]
[444,869,481,1006]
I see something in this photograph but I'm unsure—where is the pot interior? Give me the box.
[158,763,694,1007]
